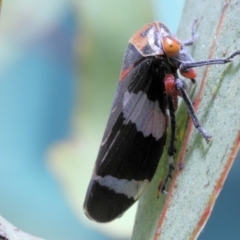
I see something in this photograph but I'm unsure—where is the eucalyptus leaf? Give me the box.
[132,1,240,239]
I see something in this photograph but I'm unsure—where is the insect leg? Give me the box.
[167,95,177,158]
[161,96,176,194]
[183,19,199,46]
[175,78,212,143]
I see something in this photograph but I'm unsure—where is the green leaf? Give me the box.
[132,0,240,239]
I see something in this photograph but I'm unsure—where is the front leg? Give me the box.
[161,95,176,194]
[175,78,212,143]
[183,19,199,46]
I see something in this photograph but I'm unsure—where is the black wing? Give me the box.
[83,57,167,222]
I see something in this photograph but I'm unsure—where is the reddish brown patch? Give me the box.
[180,68,196,79]
[164,74,175,96]
[129,23,153,52]
[119,65,133,81]
[164,74,178,110]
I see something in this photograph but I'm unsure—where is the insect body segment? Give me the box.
[83,22,240,223]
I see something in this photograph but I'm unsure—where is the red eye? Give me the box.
[162,37,181,57]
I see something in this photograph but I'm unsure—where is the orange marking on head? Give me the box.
[129,23,153,51]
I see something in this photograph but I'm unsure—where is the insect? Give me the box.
[83,22,240,223]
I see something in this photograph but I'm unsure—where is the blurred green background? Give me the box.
[0,0,239,239]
